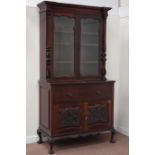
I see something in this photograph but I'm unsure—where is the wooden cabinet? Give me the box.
[37,1,115,154]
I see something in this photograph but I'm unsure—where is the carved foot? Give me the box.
[48,139,54,154]
[37,129,43,144]
[110,128,116,143]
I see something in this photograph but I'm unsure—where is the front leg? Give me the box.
[48,138,54,154]
[37,129,43,144]
[110,128,116,143]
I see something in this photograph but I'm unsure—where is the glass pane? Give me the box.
[81,63,98,75]
[54,16,75,77]
[80,18,99,76]
[54,63,74,77]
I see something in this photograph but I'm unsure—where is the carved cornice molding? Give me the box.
[100,7,111,19]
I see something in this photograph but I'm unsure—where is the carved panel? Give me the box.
[59,107,81,128]
[88,105,107,125]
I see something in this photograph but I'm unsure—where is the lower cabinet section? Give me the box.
[52,100,113,136]
[38,81,115,154]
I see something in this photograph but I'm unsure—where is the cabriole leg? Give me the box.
[110,128,116,143]
[37,129,43,144]
[48,139,54,154]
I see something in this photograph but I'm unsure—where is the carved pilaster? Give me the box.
[100,49,107,80]
[46,47,52,79]
[100,8,110,80]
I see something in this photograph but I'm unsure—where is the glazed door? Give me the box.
[53,16,101,79]
[80,18,100,77]
[53,16,75,78]
[86,100,113,131]
[53,103,84,136]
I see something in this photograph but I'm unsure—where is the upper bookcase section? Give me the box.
[38,1,112,82]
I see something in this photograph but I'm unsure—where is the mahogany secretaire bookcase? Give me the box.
[37,1,115,154]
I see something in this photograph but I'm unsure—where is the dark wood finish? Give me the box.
[37,1,115,154]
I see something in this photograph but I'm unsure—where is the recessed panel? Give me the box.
[40,87,50,129]
[59,107,81,128]
[88,105,108,125]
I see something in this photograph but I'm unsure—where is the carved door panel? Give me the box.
[53,103,84,136]
[86,100,113,131]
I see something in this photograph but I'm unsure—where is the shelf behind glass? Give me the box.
[54,43,74,45]
[81,60,98,64]
[55,61,73,63]
[81,32,98,35]
[55,30,73,32]
[81,44,98,46]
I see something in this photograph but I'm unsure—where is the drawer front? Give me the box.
[53,85,79,102]
[78,84,113,100]
[53,83,114,103]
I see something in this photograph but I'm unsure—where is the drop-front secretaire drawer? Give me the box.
[52,82,114,103]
